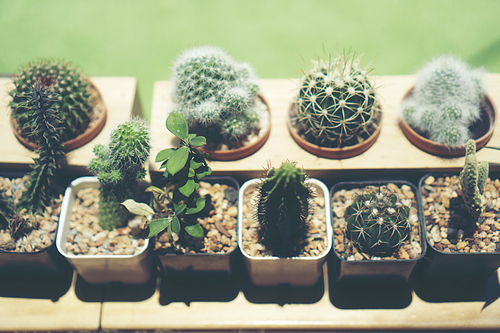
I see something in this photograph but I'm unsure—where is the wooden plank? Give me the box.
[149,75,500,180]
[0,76,142,174]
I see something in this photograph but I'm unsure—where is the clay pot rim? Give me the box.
[10,79,107,152]
[287,103,383,159]
[399,88,497,157]
[199,94,271,161]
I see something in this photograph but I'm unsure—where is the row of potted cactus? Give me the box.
[0,46,498,296]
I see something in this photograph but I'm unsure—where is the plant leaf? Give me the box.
[175,203,186,215]
[155,148,175,163]
[179,178,195,197]
[190,160,203,170]
[121,199,154,217]
[171,216,180,234]
[188,133,197,140]
[147,218,171,238]
[185,197,205,215]
[166,146,189,176]
[166,112,188,141]
[188,168,195,178]
[185,223,204,238]
[190,136,206,147]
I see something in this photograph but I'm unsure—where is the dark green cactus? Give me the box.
[293,53,381,148]
[9,60,94,145]
[89,118,151,230]
[345,186,411,257]
[21,82,66,213]
[256,161,312,257]
[459,139,488,219]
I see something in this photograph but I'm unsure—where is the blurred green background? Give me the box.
[1,0,500,120]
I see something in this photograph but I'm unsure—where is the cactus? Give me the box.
[345,185,411,257]
[9,60,95,145]
[459,139,488,219]
[400,55,486,147]
[256,161,313,257]
[293,53,381,148]
[21,82,66,213]
[89,118,151,230]
[171,45,262,145]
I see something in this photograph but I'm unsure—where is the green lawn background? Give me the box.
[1,0,500,120]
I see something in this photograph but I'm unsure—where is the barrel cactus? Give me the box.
[9,59,95,145]
[400,56,485,147]
[459,139,488,220]
[292,53,381,148]
[89,118,151,230]
[256,161,313,257]
[171,45,263,146]
[345,185,411,257]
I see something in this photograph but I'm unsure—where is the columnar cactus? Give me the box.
[459,139,488,219]
[256,161,312,257]
[293,53,381,148]
[171,45,262,145]
[401,56,485,147]
[89,118,151,230]
[9,60,94,145]
[345,186,411,257]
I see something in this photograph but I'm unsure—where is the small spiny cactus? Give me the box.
[293,53,381,148]
[345,185,411,257]
[171,45,262,145]
[256,161,312,257]
[459,139,488,219]
[89,118,151,230]
[9,60,94,145]
[401,56,486,147]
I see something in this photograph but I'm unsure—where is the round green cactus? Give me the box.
[9,60,95,145]
[293,53,381,148]
[345,186,411,257]
[256,161,312,257]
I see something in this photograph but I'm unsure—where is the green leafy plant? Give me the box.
[88,118,151,230]
[344,185,411,257]
[9,59,94,144]
[292,52,381,148]
[122,112,212,242]
[255,161,312,257]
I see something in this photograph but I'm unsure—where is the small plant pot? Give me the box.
[287,104,382,159]
[56,177,152,285]
[330,180,426,285]
[198,95,271,161]
[238,178,332,286]
[399,89,496,157]
[417,173,500,282]
[10,80,107,152]
[153,176,240,280]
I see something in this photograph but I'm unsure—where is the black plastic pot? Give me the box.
[152,176,240,281]
[417,173,500,283]
[330,180,426,285]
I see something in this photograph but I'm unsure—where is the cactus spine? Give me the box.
[256,161,312,257]
[89,118,151,230]
[171,45,262,145]
[345,185,411,257]
[459,139,488,219]
[401,56,485,147]
[293,53,381,148]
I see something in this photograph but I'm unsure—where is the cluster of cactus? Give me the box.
[345,185,411,257]
[123,112,211,240]
[171,45,262,145]
[459,139,488,220]
[256,161,312,257]
[293,53,381,148]
[9,59,94,145]
[89,118,151,230]
[401,55,486,147]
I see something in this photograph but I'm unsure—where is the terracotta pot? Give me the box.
[10,79,107,152]
[288,104,382,159]
[399,89,496,157]
[198,95,271,161]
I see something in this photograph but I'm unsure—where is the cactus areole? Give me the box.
[345,187,411,257]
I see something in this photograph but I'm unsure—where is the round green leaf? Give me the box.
[147,218,171,238]
[185,197,205,215]
[185,223,204,238]
[171,216,181,234]
[155,148,175,163]
[190,136,207,147]
[166,146,189,176]
[166,112,189,141]
[179,179,195,197]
